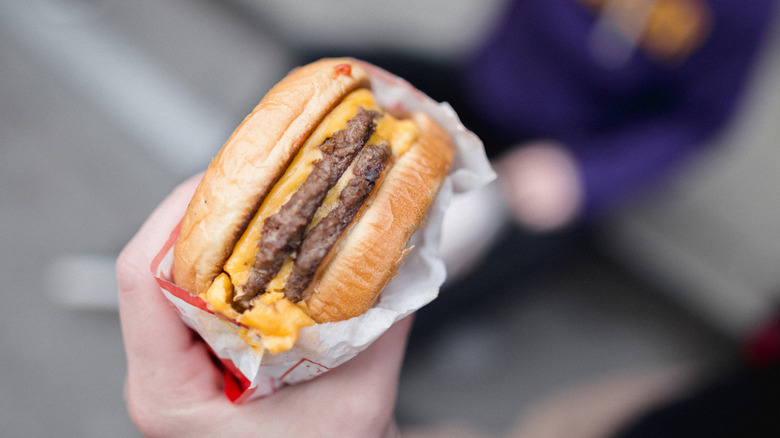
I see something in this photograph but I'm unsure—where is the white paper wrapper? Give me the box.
[151,60,495,403]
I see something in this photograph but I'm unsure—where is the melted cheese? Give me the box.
[202,88,418,354]
[203,272,314,354]
[237,292,316,354]
[204,273,239,319]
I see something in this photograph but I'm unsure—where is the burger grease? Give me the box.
[173,58,455,353]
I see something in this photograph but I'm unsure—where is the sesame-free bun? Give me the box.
[172,57,454,337]
[305,112,454,322]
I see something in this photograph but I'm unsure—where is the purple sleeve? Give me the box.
[464,0,777,218]
[574,116,703,216]
[574,16,775,216]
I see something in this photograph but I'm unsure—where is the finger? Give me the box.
[117,174,219,390]
[320,316,415,433]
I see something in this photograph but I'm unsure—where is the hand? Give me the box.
[117,175,411,438]
[496,141,583,232]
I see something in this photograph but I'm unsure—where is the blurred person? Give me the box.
[116,175,413,438]
[460,0,775,228]
[391,1,780,436]
[326,0,778,342]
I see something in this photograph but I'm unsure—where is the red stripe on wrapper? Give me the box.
[151,221,212,312]
[155,277,211,312]
[281,358,331,383]
[150,220,181,280]
[219,356,256,403]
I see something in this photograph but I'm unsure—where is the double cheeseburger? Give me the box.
[173,58,455,353]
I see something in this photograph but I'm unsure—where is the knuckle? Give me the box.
[125,385,163,437]
[115,245,146,294]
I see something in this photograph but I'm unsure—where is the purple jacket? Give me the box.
[463,0,776,217]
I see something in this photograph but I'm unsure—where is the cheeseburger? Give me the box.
[172,58,455,353]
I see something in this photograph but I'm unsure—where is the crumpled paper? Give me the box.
[151,60,495,403]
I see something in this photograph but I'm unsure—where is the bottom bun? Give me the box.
[305,112,455,322]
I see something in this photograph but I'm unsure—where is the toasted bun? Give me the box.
[174,59,369,295]
[173,57,455,340]
[304,113,454,322]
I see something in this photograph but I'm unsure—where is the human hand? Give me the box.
[496,141,583,232]
[117,175,411,438]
